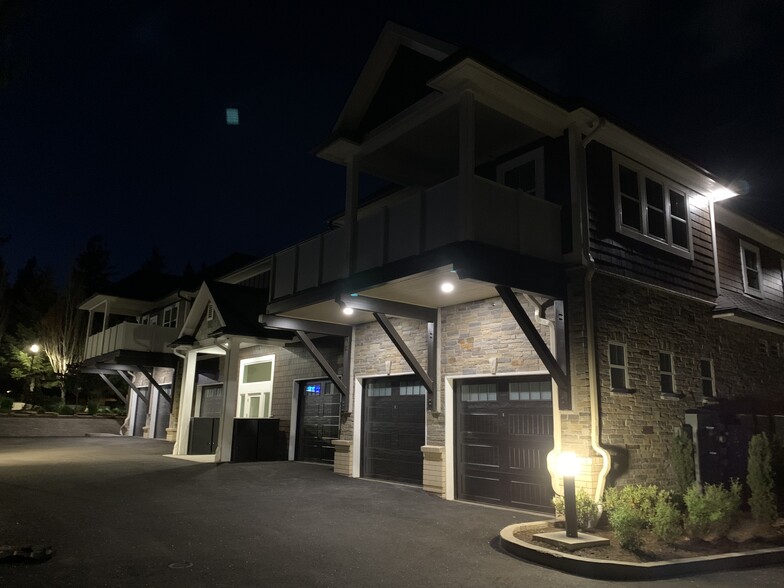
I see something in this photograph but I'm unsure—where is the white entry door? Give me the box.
[236,356,274,418]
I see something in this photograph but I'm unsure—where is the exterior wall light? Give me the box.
[440,282,455,293]
[556,451,581,538]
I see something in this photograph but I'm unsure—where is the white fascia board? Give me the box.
[176,283,223,338]
[578,116,723,197]
[713,312,784,336]
[428,59,570,137]
[714,206,784,254]
[218,257,272,284]
[78,294,152,316]
[333,23,456,133]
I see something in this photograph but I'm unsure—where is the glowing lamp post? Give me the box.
[557,451,581,538]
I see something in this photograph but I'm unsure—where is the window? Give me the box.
[366,382,392,397]
[237,356,274,418]
[608,343,628,390]
[659,352,676,394]
[699,359,715,397]
[509,380,552,401]
[496,148,544,198]
[162,303,179,328]
[460,382,498,402]
[740,240,762,296]
[148,315,158,326]
[613,153,693,258]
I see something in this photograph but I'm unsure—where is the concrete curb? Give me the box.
[499,524,784,580]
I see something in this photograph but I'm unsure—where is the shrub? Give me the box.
[87,401,98,415]
[748,433,777,524]
[0,397,12,410]
[670,428,696,496]
[651,495,683,544]
[603,485,661,551]
[58,404,76,415]
[683,480,742,539]
[552,490,599,530]
[603,484,659,522]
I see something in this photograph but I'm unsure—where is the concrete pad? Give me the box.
[532,530,610,550]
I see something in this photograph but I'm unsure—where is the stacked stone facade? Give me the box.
[590,272,784,487]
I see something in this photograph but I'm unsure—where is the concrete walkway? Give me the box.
[1,437,783,587]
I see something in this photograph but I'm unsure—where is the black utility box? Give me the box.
[231,418,281,462]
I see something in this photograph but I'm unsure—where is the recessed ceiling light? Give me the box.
[342,307,354,315]
[440,282,455,293]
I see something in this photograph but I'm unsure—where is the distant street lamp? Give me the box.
[27,344,41,393]
[556,451,581,538]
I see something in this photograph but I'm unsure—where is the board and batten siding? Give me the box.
[585,142,716,301]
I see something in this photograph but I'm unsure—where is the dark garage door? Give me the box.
[297,379,342,464]
[456,377,554,511]
[363,378,426,485]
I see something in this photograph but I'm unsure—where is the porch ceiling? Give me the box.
[359,102,544,186]
[279,266,499,325]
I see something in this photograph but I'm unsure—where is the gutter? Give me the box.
[570,119,612,503]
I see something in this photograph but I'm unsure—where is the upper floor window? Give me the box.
[613,153,693,259]
[699,359,715,398]
[659,352,676,394]
[496,148,544,198]
[162,303,179,328]
[608,342,628,390]
[740,240,762,297]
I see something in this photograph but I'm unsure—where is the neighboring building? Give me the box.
[79,254,263,440]
[259,23,784,512]
[168,259,346,465]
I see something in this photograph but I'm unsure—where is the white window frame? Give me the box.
[237,355,275,418]
[740,239,763,297]
[148,314,158,326]
[699,358,715,398]
[496,147,545,198]
[162,302,179,328]
[608,342,629,390]
[612,152,694,259]
[659,351,676,394]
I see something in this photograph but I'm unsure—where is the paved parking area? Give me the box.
[1,437,783,587]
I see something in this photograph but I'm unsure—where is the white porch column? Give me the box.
[344,155,359,275]
[458,89,476,242]
[215,339,241,463]
[172,349,198,455]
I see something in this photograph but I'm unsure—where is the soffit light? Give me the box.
[342,307,354,316]
[710,186,738,202]
[440,282,455,293]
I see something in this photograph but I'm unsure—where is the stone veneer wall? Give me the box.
[340,294,557,495]
[592,273,784,487]
[340,317,430,447]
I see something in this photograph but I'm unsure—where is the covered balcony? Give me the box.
[83,322,179,360]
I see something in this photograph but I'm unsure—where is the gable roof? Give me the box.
[331,22,457,138]
[175,281,289,343]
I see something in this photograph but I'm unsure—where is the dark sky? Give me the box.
[2,0,783,282]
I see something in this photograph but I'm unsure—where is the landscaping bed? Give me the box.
[513,516,784,563]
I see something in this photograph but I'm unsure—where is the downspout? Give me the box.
[572,119,612,503]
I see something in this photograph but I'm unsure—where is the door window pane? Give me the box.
[249,395,260,417]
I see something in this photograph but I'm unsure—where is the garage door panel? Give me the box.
[297,380,342,464]
[463,443,500,468]
[464,475,501,502]
[363,378,425,485]
[462,412,501,434]
[457,378,554,512]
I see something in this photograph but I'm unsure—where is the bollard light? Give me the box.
[556,451,581,538]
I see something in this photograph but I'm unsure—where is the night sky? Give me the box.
[2,1,783,282]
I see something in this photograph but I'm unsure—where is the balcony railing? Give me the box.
[84,322,179,360]
[272,175,562,301]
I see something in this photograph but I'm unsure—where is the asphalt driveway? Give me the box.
[1,437,783,587]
